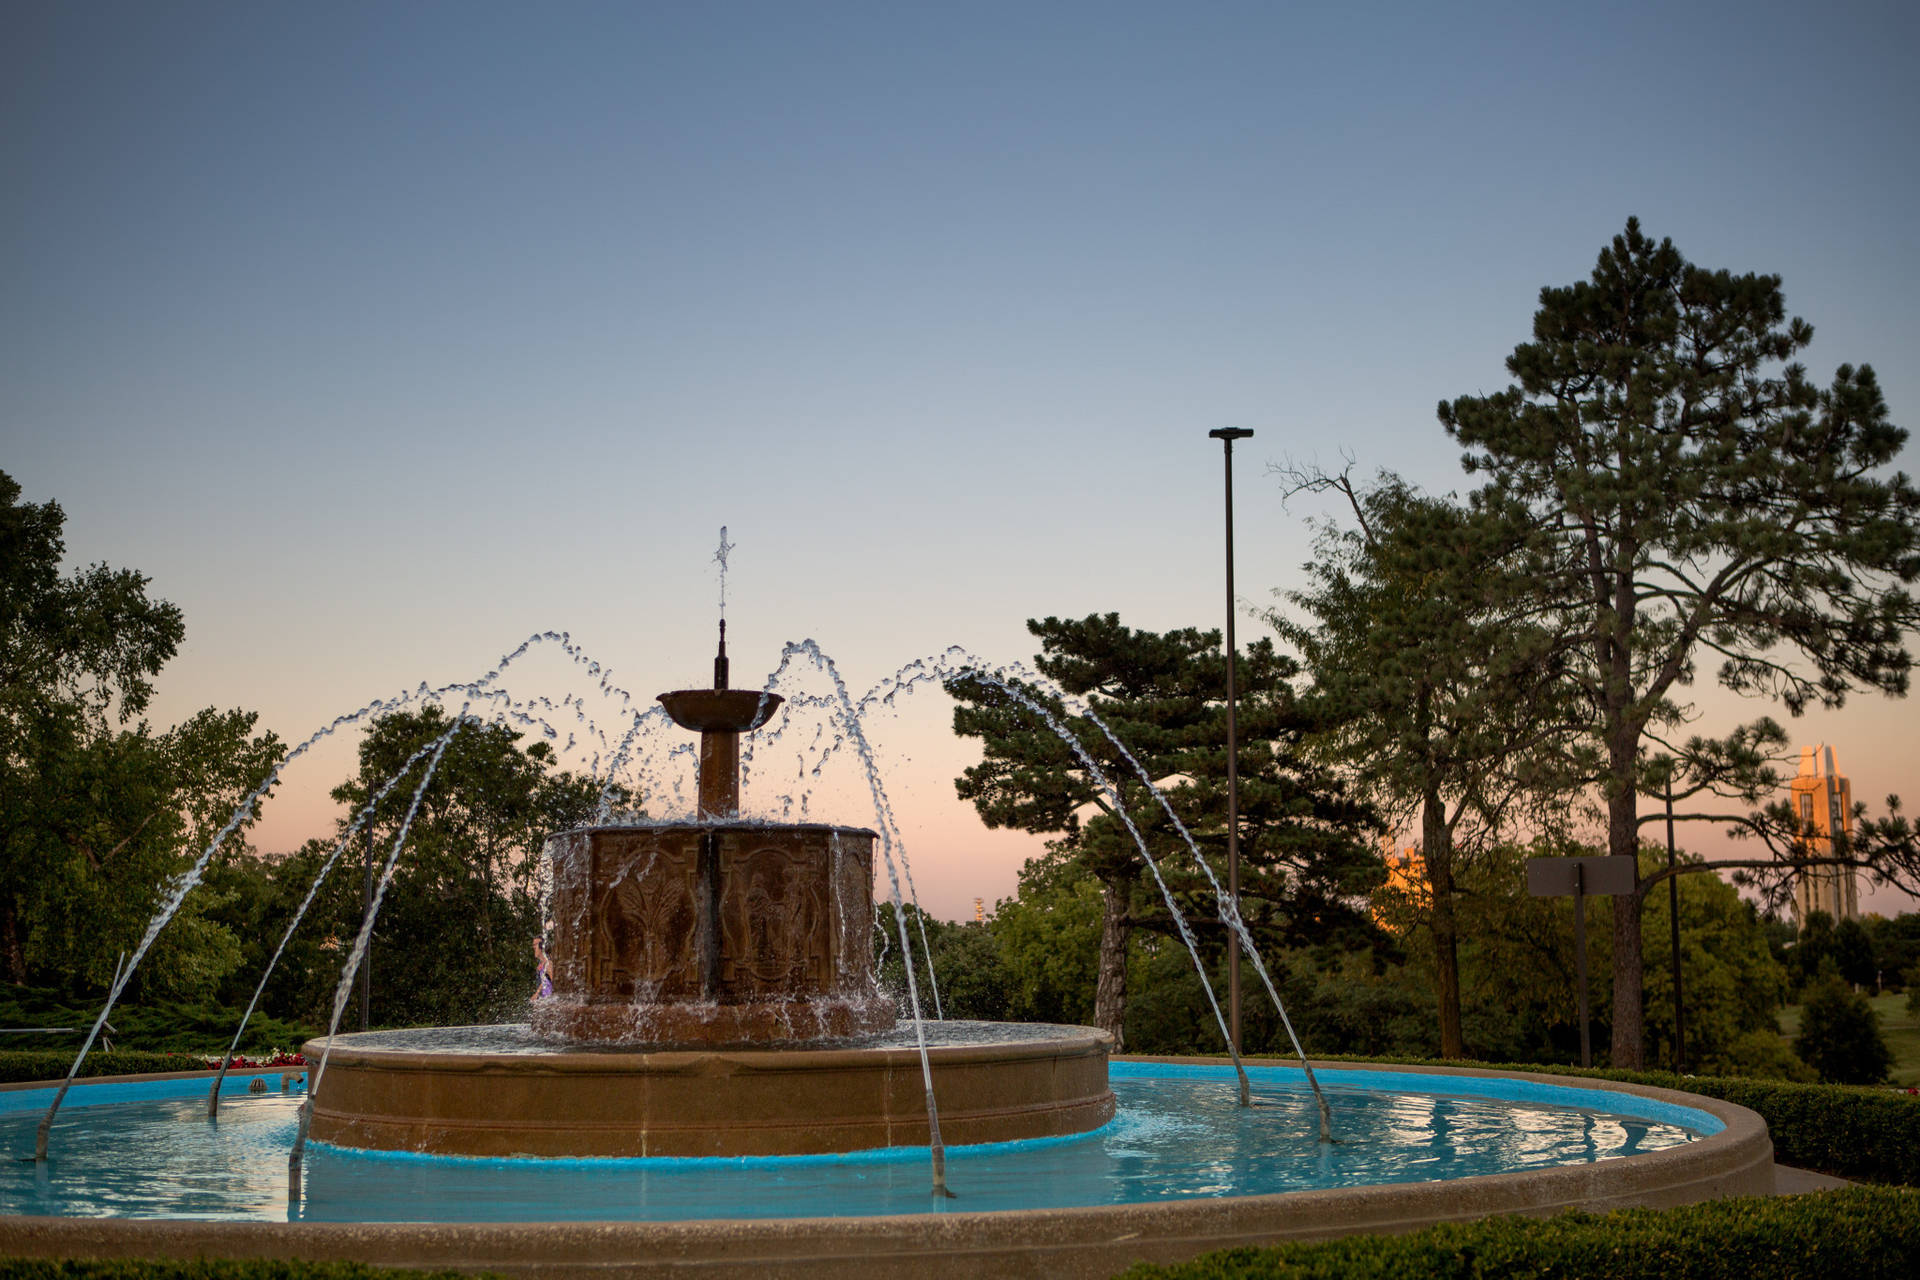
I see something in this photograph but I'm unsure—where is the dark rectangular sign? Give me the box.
[1525,856,1638,898]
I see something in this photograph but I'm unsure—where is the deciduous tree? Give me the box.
[1271,471,1575,1057]
[0,472,280,993]
[309,705,610,1026]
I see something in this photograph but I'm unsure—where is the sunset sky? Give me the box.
[6,1,1917,919]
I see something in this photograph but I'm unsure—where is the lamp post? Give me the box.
[1209,427,1252,1087]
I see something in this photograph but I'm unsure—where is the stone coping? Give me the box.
[303,1024,1111,1070]
[303,1025,1115,1157]
[0,1057,1775,1279]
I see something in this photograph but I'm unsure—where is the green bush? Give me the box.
[1792,972,1892,1084]
[1119,1186,1920,1279]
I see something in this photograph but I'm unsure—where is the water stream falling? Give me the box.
[207,729,478,1116]
[752,650,945,1022]
[777,640,955,1196]
[289,710,472,1199]
[844,645,1335,1137]
[886,654,1256,1104]
[1073,695,1333,1138]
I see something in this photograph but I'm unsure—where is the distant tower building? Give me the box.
[1791,744,1858,923]
[973,897,985,924]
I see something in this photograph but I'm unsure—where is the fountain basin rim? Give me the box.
[299,1022,1115,1158]
[0,1057,1727,1134]
[304,1023,1112,1072]
[0,1068,307,1113]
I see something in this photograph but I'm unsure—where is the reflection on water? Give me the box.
[2,1067,1701,1223]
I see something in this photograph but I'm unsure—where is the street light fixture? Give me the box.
[1208,427,1252,1102]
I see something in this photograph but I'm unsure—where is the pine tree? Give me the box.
[947,614,1380,1049]
[1439,220,1920,1066]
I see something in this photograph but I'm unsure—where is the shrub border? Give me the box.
[1115,1184,1920,1280]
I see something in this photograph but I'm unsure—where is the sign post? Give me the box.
[1526,856,1638,1067]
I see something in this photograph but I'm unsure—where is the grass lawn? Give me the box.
[1777,991,1920,1087]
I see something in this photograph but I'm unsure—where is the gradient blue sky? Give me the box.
[5,1,1916,918]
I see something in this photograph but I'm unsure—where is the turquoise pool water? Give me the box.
[1,1063,1712,1222]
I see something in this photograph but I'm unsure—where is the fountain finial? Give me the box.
[715,618,729,691]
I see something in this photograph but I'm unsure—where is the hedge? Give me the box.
[1597,1072,1920,1186]
[1118,1185,1920,1279]
[0,1051,235,1084]
[0,988,313,1056]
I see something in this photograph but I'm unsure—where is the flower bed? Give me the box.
[202,1049,307,1070]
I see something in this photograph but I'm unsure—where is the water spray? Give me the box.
[290,711,471,1203]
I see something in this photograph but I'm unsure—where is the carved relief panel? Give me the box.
[540,823,888,1042]
[587,830,702,1000]
[717,831,832,997]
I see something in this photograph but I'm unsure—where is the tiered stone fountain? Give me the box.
[301,628,1115,1158]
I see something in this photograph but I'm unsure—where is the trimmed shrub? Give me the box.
[1671,1074,1919,1185]
[0,1051,221,1084]
[0,987,313,1055]
[1119,1186,1920,1279]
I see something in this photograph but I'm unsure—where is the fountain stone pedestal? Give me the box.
[531,820,896,1045]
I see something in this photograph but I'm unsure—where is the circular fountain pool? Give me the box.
[7,1060,1727,1221]
[0,1059,1775,1277]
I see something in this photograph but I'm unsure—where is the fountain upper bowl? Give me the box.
[657,689,784,733]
